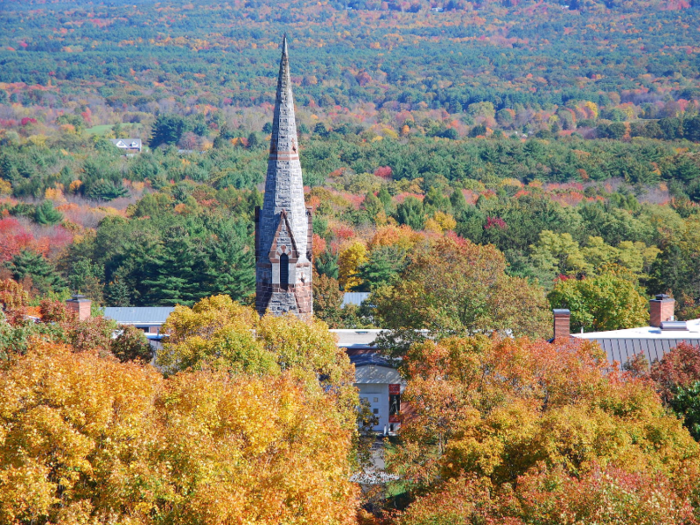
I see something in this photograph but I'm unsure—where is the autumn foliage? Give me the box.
[389,335,700,523]
[0,318,359,524]
[399,466,698,525]
[650,341,700,403]
[371,236,550,343]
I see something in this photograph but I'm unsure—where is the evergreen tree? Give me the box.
[86,179,129,201]
[140,225,204,306]
[7,251,65,295]
[34,201,63,225]
[395,196,425,230]
[315,251,339,279]
[361,191,383,220]
[313,122,329,137]
[450,188,469,218]
[150,114,191,148]
[358,245,407,290]
[247,132,259,149]
[424,186,451,214]
[377,186,393,212]
[204,219,255,302]
[104,267,133,306]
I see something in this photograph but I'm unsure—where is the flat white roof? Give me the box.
[573,318,700,340]
[330,329,385,349]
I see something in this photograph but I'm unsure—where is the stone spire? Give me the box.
[255,36,313,319]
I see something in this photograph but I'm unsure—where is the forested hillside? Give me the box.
[5,2,700,524]
[1,0,700,328]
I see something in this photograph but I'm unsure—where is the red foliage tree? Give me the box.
[0,217,34,262]
[650,342,700,403]
[374,166,393,180]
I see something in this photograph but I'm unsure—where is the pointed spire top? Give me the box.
[269,33,297,160]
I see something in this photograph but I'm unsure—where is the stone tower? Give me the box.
[255,36,313,319]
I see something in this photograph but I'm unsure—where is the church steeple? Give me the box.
[269,34,299,162]
[255,36,313,319]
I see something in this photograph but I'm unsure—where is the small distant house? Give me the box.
[109,138,142,154]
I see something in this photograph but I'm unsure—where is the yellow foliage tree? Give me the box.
[158,295,358,429]
[425,212,457,233]
[68,180,83,194]
[0,342,359,524]
[338,240,368,291]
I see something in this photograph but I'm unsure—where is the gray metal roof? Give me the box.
[103,307,175,325]
[573,318,700,365]
[354,364,404,385]
[577,336,700,365]
[342,292,371,307]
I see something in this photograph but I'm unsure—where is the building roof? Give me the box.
[331,329,386,349]
[573,318,700,364]
[348,353,394,368]
[109,138,142,149]
[104,307,174,325]
[342,292,370,307]
[354,365,403,385]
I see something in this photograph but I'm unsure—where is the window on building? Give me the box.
[280,253,289,290]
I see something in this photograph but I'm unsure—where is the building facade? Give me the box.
[255,36,313,319]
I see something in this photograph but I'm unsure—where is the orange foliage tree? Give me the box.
[389,336,700,524]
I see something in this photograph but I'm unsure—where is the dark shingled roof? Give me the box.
[349,353,394,368]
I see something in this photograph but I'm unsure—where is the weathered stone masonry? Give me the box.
[255,36,313,320]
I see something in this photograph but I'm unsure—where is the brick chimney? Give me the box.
[66,294,91,321]
[553,309,571,340]
[650,294,674,328]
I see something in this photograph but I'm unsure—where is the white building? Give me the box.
[109,138,142,154]
[332,329,404,433]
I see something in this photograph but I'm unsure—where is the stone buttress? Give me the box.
[255,36,313,319]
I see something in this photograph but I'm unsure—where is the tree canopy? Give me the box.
[388,335,700,524]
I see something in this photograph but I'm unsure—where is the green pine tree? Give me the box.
[7,250,65,295]
[358,246,407,291]
[34,201,63,225]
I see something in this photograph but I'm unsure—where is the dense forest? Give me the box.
[1,0,700,326]
[5,1,700,523]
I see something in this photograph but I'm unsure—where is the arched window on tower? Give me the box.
[280,253,289,291]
